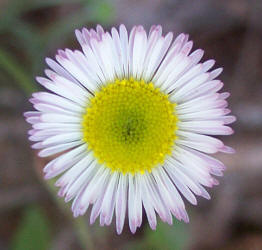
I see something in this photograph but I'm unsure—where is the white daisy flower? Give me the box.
[24,24,235,234]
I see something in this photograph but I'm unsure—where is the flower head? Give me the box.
[25,24,235,234]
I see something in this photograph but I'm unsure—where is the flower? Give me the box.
[24,24,235,234]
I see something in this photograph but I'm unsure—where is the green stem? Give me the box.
[0,47,37,95]
[74,217,95,250]
[44,178,95,250]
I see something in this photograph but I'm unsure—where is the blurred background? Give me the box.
[0,0,262,249]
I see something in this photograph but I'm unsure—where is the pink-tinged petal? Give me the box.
[24,24,235,235]
[219,145,236,154]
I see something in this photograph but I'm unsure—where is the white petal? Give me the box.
[115,174,128,234]
[38,141,83,157]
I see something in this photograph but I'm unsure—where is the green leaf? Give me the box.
[92,1,115,23]
[11,205,51,250]
[126,220,189,250]
[145,220,188,250]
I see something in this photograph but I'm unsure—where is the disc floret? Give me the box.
[82,78,178,174]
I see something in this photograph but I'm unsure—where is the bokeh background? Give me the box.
[0,0,262,249]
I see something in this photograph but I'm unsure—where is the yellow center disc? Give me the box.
[82,78,178,174]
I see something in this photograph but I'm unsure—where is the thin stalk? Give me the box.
[44,178,95,250]
[0,47,37,95]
